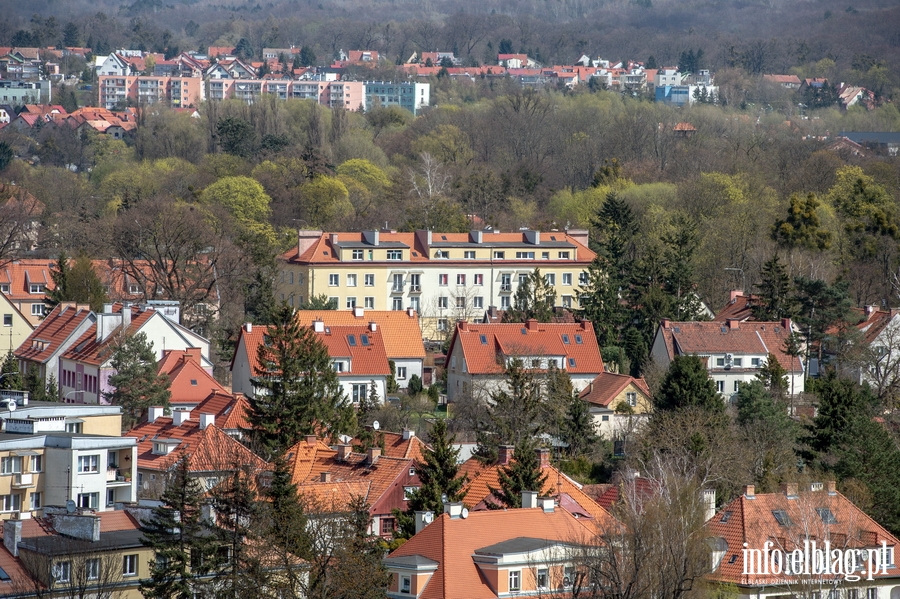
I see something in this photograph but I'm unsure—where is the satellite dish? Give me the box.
[65,500,76,514]
[461,507,469,519]
[372,420,380,430]
[5,400,15,412]
[423,511,434,524]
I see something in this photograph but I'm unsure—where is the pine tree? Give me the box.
[104,333,171,426]
[266,457,310,557]
[475,358,544,463]
[326,495,392,599]
[805,372,877,463]
[560,391,599,457]
[502,268,556,323]
[23,364,47,401]
[46,251,109,312]
[752,255,794,321]
[211,469,260,598]
[395,418,467,538]
[249,305,355,456]
[487,440,549,509]
[0,353,22,391]
[141,454,218,599]
[657,355,722,413]
[755,352,788,399]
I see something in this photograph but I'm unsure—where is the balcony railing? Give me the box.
[500,284,512,292]
[12,473,34,488]
[409,285,421,293]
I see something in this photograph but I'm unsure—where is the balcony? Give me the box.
[106,468,132,486]
[391,285,405,294]
[500,284,512,292]
[12,473,33,488]
[409,285,421,293]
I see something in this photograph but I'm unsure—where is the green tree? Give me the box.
[0,142,14,172]
[661,215,704,321]
[266,457,310,558]
[755,353,788,399]
[326,495,392,599]
[772,193,832,251]
[299,294,337,310]
[216,116,257,158]
[141,454,219,599]
[502,268,556,323]
[793,277,852,362]
[560,390,599,457]
[656,355,722,413]
[394,418,467,538]
[805,372,877,463]
[298,175,353,228]
[475,358,544,462]
[23,364,50,402]
[487,439,549,509]
[62,21,80,47]
[104,333,171,426]
[0,353,22,391]
[407,374,423,395]
[211,469,261,598]
[299,45,316,67]
[249,305,355,455]
[45,251,109,312]
[751,255,794,321]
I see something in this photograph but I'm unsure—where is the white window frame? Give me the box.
[86,558,100,581]
[474,274,484,285]
[31,304,45,316]
[400,574,411,594]
[352,249,364,260]
[396,367,407,380]
[30,455,42,473]
[54,561,71,584]
[438,297,448,309]
[364,274,375,287]
[364,297,375,309]
[29,284,44,294]
[545,273,556,285]
[1,494,21,512]
[439,274,448,286]
[1,456,22,475]
[351,384,367,403]
[30,491,41,510]
[627,392,637,407]
[77,455,100,473]
[2,314,11,327]
[328,274,339,287]
[716,380,725,393]
[77,492,99,509]
[122,554,138,576]
[562,273,573,285]
[473,296,484,309]
[346,297,356,309]
[392,298,403,311]
[456,274,466,285]
[509,570,521,592]
[387,250,402,260]
[464,251,476,259]
[347,274,357,287]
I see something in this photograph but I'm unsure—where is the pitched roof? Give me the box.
[15,302,93,364]
[712,291,757,322]
[386,508,596,599]
[61,304,156,366]
[234,323,391,378]
[579,372,651,408]
[190,391,252,431]
[0,259,55,301]
[448,320,603,375]
[657,319,802,372]
[706,484,900,586]
[125,418,267,473]
[296,480,371,511]
[158,348,228,405]
[350,430,430,462]
[294,309,425,359]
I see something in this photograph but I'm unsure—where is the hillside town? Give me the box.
[0,2,899,596]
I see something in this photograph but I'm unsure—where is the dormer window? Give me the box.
[29,284,44,294]
[0,284,8,294]
[333,361,346,373]
[153,442,174,455]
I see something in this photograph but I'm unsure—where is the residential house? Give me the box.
[98,75,205,109]
[294,308,426,389]
[706,482,900,599]
[276,229,594,340]
[383,499,598,598]
[156,348,224,411]
[6,509,152,598]
[15,303,95,390]
[763,74,802,90]
[0,404,137,518]
[0,291,32,360]
[347,50,379,65]
[285,437,418,538]
[825,306,900,395]
[713,290,757,322]
[230,320,391,405]
[364,81,429,115]
[651,318,805,401]
[656,82,719,105]
[0,400,125,436]
[55,303,210,405]
[578,372,651,440]
[0,259,58,325]
[95,54,130,77]
[0,80,52,106]
[444,319,604,402]
[189,391,252,439]
[841,132,900,157]
[125,407,267,499]
[349,428,430,463]
[498,54,539,69]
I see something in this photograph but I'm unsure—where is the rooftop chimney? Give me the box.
[825,480,837,495]
[865,305,877,317]
[369,321,377,332]
[330,233,339,244]
[121,303,132,327]
[535,448,550,469]
[183,348,200,365]
[727,318,739,330]
[522,491,538,509]
[353,306,364,318]
[407,307,416,317]
[244,322,252,333]
[367,447,381,465]
[402,428,415,440]
[3,519,21,557]
[471,230,483,244]
[743,484,755,499]
[199,413,215,430]
[363,230,379,246]
[497,445,514,465]
[336,444,352,461]
[148,406,164,423]
[781,317,791,330]
[313,319,325,333]
[701,488,716,522]
[539,497,555,512]
[321,472,331,482]
[729,290,745,302]
[526,319,539,331]
[306,434,318,446]
[524,230,540,245]
[458,320,468,332]
[443,502,463,519]
[780,482,799,499]
[173,410,190,426]
[661,318,671,329]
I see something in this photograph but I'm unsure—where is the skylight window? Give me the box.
[721,511,733,523]
[347,335,357,346]
[360,335,370,346]
[574,335,583,344]
[190,380,197,386]
[480,335,487,345]
[772,510,792,526]
[816,508,838,524]
[568,358,576,367]
[521,328,527,335]
[562,335,570,344]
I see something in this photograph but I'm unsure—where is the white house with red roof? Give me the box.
[706,482,900,599]
[579,372,652,439]
[651,318,805,401]
[156,348,225,411]
[444,319,604,402]
[15,302,95,392]
[231,320,391,405]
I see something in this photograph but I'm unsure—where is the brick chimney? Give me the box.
[781,318,791,330]
[825,480,837,495]
[297,230,322,259]
[366,446,380,465]
[535,448,550,469]
[305,435,318,446]
[497,445,514,465]
[336,444,352,461]
[726,318,739,330]
[661,318,671,329]
[780,482,799,498]
[320,472,331,482]
[729,290,745,301]
[458,320,468,332]
[743,485,755,499]
[526,318,539,331]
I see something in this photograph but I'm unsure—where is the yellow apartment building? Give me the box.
[276,229,595,340]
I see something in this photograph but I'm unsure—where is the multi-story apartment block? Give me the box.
[0,80,52,106]
[276,229,594,339]
[364,81,429,115]
[98,75,204,109]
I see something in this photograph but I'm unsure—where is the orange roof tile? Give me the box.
[125,418,267,473]
[61,303,156,366]
[386,508,596,599]
[0,259,56,301]
[449,320,603,375]
[15,302,93,364]
[707,484,900,586]
[297,480,371,511]
[159,348,228,405]
[294,310,425,359]
[350,430,431,462]
[579,372,651,408]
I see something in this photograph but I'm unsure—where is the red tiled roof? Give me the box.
[62,304,156,366]
[125,418,267,473]
[386,508,596,599]
[712,291,757,322]
[350,430,430,462]
[658,319,801,372]
[707,485,900,586]
[448,320,603,375]
[0,259,55,301]
[579,372,651,408]
[15,302,93,364]
[191,391,251,431]
[294,310,426,359]
[158,348,227,405]
[297,480,371,511]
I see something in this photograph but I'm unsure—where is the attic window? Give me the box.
[721,511,733,523]
[0,284,8,294]
[480,335,487,345]
[720,326,728,333]
[360,335,370,346]
[190,380,198,386]
[772,510,792,526]
[568,358,576,367]
[562,335,570,344]
[521,328,527,335]
[348,335,357,346]
[575,335,583,344]
[441,235,447,241]
[550,236,557,241]
[728,554,738,564]
[816,508,838,524]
